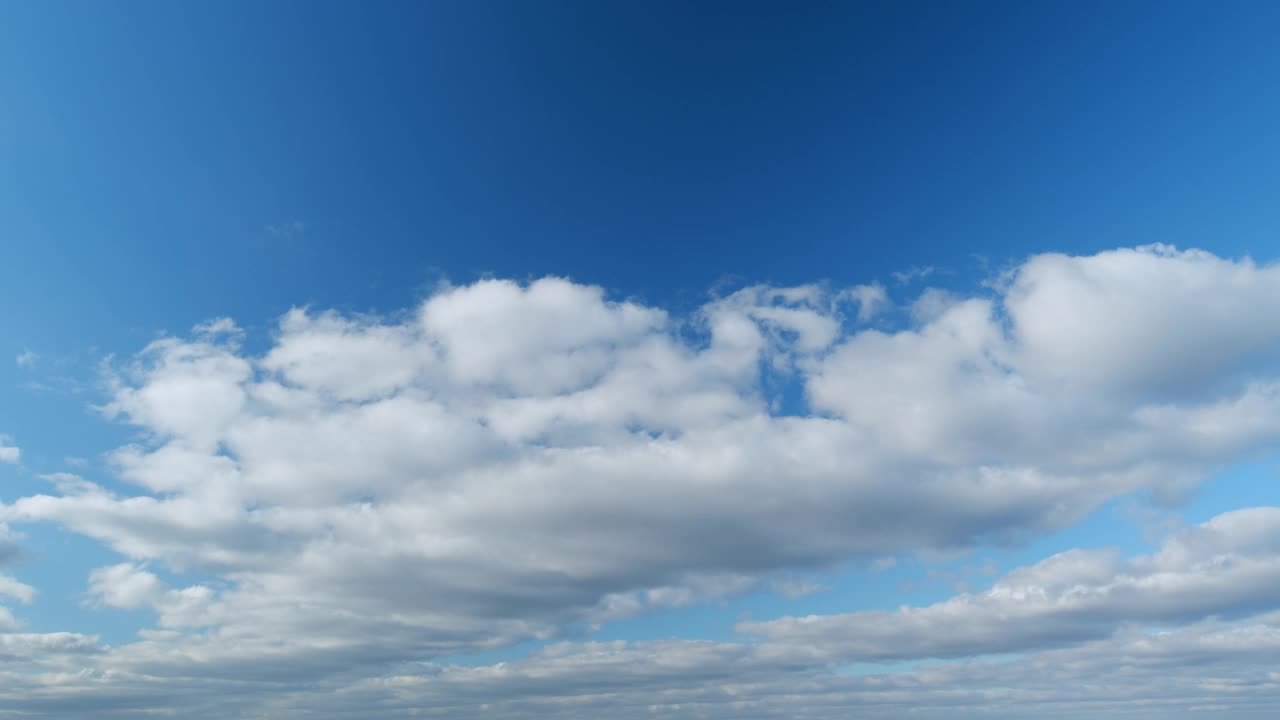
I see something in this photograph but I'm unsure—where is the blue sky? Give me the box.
[2,3,1280,718]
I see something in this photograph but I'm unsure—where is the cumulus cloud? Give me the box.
[843,283,888,322]
[87,563,215,628]
[1005,245,1280,399]
[0,576,35,607]
[2,246,1280,717]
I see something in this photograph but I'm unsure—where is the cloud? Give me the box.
[738,506,1280,661]
[15,350,35,368]
[2,246,1280,717]
[87,564,214,628]
[330,619,1280,720]
[38,473,98,495]
[0,525,36,631]
[1004,244,1280,399]
[891,265,936,285]
[266,220,305,239]
[5,616,1278,719]
[0,526,20,569]
[0,575,35,606]
[0,437,18,464]
[769,578,830,599]
[842,283,889,322]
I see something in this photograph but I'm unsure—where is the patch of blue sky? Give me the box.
[1179,453,1280,524]
[1,455,224,645]
[4,521,143,645]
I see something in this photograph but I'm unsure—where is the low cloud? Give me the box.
[739,507,1280,661]
[770,578,831,599]
[2,245,1280,717]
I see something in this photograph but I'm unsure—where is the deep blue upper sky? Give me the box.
[5,1,1280,350]
[4,0,1280,504]
[5,0,1278,482]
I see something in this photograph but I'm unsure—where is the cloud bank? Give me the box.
[3,245,1280,717]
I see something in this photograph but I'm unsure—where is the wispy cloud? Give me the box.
[266,220,306,240]
[890,264,936,285]
[0,436,18,464]
[770,578,831,599]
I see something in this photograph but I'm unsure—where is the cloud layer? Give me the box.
[6,509,1280,718]
[3,245,1280,717]
[739,507,1280,660]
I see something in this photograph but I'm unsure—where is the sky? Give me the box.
[2,1,1280,718]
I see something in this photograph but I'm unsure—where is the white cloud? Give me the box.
[0,526,20,569]
[38,473,98,495]
[86,563,169,610]
[8,617,1277,720]
[0,528,36,630]
[87,563,214,628]
[1005,245,1280,399]
[336,620,1280,720]
[892,264,936,285]
[843,283,889,322]
[769,578,830,599]
[2,246,1280,718]
[15,349,36,368]
[0,437,18,464]
[739,507,1280,661]
[0,576,34,606]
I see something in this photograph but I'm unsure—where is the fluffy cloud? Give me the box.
[2,246,1280,717]
[1005,246,1280,399]
[86,563,215,628]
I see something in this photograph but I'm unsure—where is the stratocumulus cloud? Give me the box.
[2,246,1280,718]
